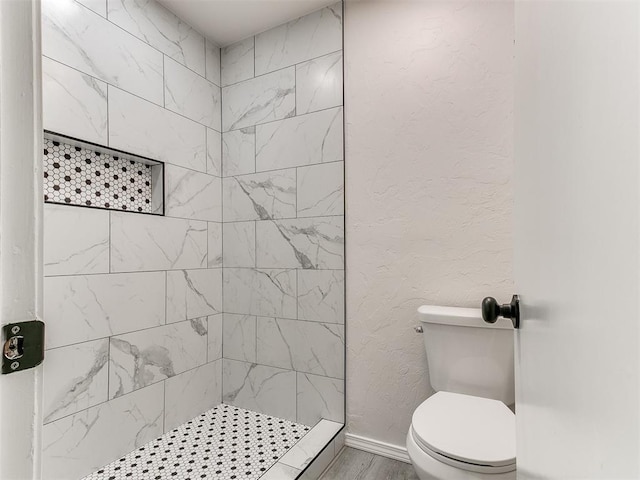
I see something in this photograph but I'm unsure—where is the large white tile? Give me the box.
[77,0,106,17]
[107,0,205,75]
[109,86,207,172]
[164,57,222,131]
[43,339,109,424]
[254,3,342,76]
[110,212,207,272]
[280,419,342,470]
[165,164,222,222]
[166,269,222,323]
[222,67,295,132]
[223,314,256,362]
[223,221,255,268]
[44,204,109,276]
[109,319,208,398]
[223,169,296,222]
[297,270,344,324]
[207,128,222,176]
[42,383,164,480]
[296,51,343,115]
[257,317,344,379]
[297,373,344,425]
[44,271,165,349]
[208,222,223,268]
[164,360,222,432]
[222,359,296,421]
[42,57,108,145]
[223,268,297,318]
[42,0,163,105]
[205,41,221,86]
[256,217,345,270]
[261,463,301,480]
[299,439,336,480]
[221,37,254,86]
[256,107,343,171]
[297,162,344,217]
[208,314,223,361]
[222,127,255,177]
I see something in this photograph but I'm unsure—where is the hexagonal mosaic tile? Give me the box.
[83,404,310,480]
[43,138,153,213]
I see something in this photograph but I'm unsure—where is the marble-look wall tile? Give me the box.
[256,217,344,270]
[254,3,342,76]
[224,268,296,318]
[222,127,256,177]
[107,0,205,75]
[42,57,108,145]
[223,314,257,362]
[296,52,343,115]
[166,269,222,323]
[164,360,222,432]
[297,373,344,425]
[297,270,344,324]
[109,319,208,398]
[279,419,343,471]
[222,67,295,132]
[44,204,109,276]
[208,314,223,361]
[222,359,296,422]
[43,339,109,424]
[42,383,163,480]
[257,317,344,379]
[297,162,344,217]
[207,128,222,176]
[221,37,255,87]
[205,41,221,86]
[110,212,207,272]
[42,0,163,105]
[164,57,222,131]
[77,0,106,17]
[44,271,165,349]
[256,107,343,171]
[223,170,296,222]
[109,86,207,172]
[165,165,222,222]
[208,222,223,268]
[223,221,256,268]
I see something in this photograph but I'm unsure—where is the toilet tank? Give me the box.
[419,305,515,405]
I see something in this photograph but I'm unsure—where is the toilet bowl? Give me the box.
[407,306,516,479]
[407,392,515,480]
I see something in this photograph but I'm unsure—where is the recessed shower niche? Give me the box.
[43,131,164,215]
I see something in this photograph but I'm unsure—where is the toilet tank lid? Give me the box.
[412,392,516,467]
[418,305,513,329]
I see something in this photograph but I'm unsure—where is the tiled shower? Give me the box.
[40,0,345,478]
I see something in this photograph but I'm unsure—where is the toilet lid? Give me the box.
[411,391,516,468]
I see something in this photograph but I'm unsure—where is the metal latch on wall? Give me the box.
[2,321,45,374]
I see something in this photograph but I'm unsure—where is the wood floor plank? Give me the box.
[320,447,419,480]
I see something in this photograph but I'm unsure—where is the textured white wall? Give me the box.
[344,0,514,448]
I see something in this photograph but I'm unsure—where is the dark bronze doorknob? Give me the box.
[482,295,520,329]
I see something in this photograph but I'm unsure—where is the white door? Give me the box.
[514,1,640,478]
[0,1,44,478]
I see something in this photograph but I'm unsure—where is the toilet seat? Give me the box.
[411,391,516,474]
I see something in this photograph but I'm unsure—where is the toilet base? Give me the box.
[406,429,516,480]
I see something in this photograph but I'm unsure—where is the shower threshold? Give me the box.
[82,404,311,480]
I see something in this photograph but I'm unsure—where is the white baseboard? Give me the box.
[344,433,411,464]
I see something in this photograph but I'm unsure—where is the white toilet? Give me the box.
[406,305,516,480]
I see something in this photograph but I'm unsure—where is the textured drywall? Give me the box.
[344,0,514,448]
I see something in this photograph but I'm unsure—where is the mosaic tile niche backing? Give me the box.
[43,138,156,213]
[83,404,310,480]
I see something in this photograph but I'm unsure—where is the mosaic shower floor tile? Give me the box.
[83,404,310,480]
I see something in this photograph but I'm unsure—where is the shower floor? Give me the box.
[82,404,310,480]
